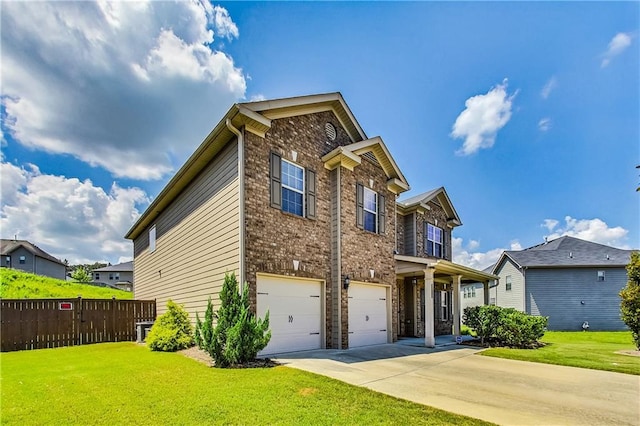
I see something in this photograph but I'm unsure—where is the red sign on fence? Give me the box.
[59,302,73,310]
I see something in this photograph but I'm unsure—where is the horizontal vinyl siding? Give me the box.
[526,267,628,331]
[134,141,240,320]
[495,259,525,311]
[34,257,66,280]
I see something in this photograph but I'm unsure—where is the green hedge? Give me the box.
[463,305,547,348]
[147,300,194,352]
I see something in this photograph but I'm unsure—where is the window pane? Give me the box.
[364,189,377,212]
[364,211,376,232]
[434,243,442,258]
[282,187,303,216]
[282,161,303,191]
[434,227,442,243]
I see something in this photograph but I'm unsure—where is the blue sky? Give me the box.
[1,1,638,267]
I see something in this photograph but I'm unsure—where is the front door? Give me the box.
[403,282,415,336]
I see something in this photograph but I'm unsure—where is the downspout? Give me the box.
[225,119,245,292]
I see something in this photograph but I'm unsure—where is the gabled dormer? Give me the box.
[396,187,461,261]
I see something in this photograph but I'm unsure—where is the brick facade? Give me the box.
[414,200,453,261]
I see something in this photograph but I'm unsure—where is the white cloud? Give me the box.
[601,32,632,68]
[452,237,522,271]
[541,77,557,99]
[538,117,552,132]
[1,2,246,180]
[451,79,516,155]
[0,160,148,264]
[542,216,630,248]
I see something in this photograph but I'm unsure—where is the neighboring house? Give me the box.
[0,239,66,280]
[92,261,134,291]
[125,93,495,354]
[490,236,634,331]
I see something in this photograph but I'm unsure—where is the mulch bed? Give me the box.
[179,346,279,368]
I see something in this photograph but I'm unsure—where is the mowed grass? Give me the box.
[0,268,132,299]
[481,331,640,375]
[0,343,491,425]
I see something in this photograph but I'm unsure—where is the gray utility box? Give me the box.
[136,321,155,343]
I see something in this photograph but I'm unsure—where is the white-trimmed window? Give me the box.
[471,286,476,297]
[426,224,444,258]
[19,255,26,264]
[115,273,120,280]
[149,225,156,253]
[440,290,448,320]
[597,271,605,282]
[363,187,378,233]
[505,275,512,291]
[281,159,305,217]
[109,273,114,280]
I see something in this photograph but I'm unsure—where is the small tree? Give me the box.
[620,251,640,350]
[71,266,91,283]
[146,300,194,352]
[195,272,270,367]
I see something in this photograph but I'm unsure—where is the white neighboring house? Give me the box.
[92,261,134,292]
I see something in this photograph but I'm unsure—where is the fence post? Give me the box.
[77,296,83,345]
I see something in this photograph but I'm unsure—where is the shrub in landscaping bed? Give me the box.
[463,305,547,348]
[147,300,194,352]
[195,272,271,367]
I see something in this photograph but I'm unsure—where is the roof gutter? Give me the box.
[226,118,245,293]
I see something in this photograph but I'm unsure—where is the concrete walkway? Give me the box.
[275,344,640,425]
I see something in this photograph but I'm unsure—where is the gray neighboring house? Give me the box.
[490,236,634,331]
[0,239,66,280]
[92,261,134,291]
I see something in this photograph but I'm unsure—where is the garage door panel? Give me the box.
[257,275,322,356]
[348,283,388,348]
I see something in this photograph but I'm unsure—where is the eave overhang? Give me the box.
[395,255,498,283]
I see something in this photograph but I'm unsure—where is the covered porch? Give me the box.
[395,255,497,347]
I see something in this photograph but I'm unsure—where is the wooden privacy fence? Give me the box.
[1,298,156,352]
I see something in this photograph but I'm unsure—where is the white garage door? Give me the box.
[257,275,323,355]
[348,282,389,348]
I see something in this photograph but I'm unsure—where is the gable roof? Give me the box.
[0,239,65,265]
[93,261,133,273]
[396,187,462,226]
[493,236,634,271]
[126,92,404,240]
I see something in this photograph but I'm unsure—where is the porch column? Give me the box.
[423,267,435,348]
[452,275,461,336]
[483,281,490,305]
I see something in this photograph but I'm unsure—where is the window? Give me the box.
[505,275,512,291]
[270,153,316,219]
[19,255,26,264]
[441,291,448,320]
[363,188,377,233]
[490,297,496,306]
[95,273,100,280]
[109,273,114,280]
[5,256,10,266]
[281,160,305,216]
[471,287,476,297]
[597,271,605,282]
[463,288,467,299]
[115,273,120,280]
[149,225,156,253]
[426,224,444,258]
[356,183,386,234]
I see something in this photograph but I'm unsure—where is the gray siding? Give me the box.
[403,213,415,256]
[8,247,65,279]
[133,140,240,319]
[494,258,525,311]
[526,267,628,331]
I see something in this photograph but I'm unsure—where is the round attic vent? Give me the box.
[325,123,337,141]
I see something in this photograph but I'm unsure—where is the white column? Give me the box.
[452,275,461,336]
[483,281,490,305]
[424,267,435,348]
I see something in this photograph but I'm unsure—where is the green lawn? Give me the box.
[0,268,132,299]
[0,343,490,425]
[481,331,640,375]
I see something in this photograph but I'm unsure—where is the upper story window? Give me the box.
[356,183,386,234]
[270,152,316,219]
[19,255,26,264]
[505,275,512,291]
[281,160,305,216]
[426,223,444,258]
[597,271,605,281]
[149,225,156,253]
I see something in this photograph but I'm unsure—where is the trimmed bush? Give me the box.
[463,305,547,348]
[195,272,271,367]
[147,300,194,352]
[620,251,640,350]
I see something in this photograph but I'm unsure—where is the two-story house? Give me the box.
[125,93,495,354]
[0,239,66,280]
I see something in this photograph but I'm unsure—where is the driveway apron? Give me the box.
[275,344,640,426]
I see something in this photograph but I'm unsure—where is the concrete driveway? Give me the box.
[275,344,640,425]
